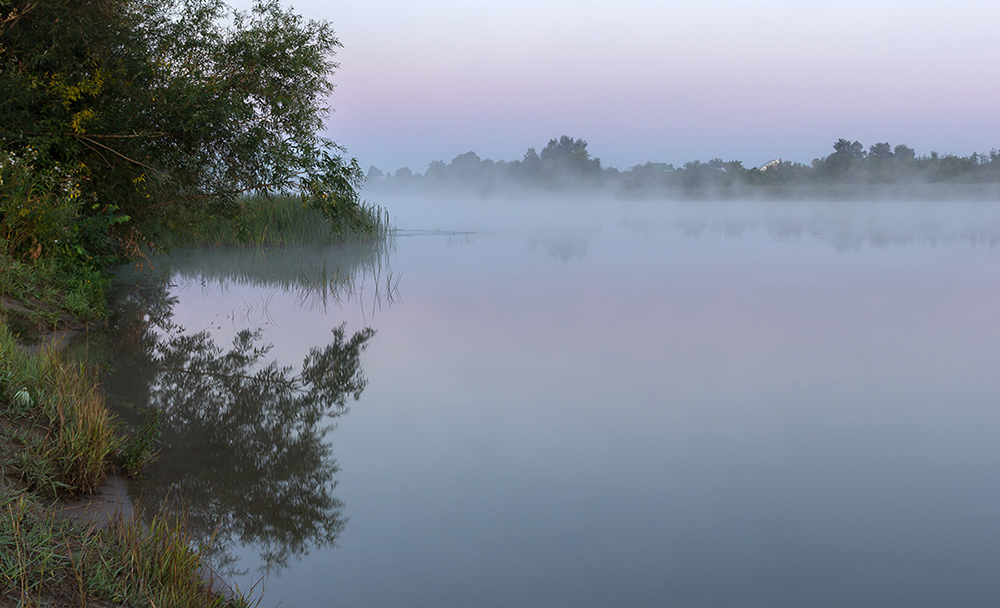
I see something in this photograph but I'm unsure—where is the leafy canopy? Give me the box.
[0,0,366,257]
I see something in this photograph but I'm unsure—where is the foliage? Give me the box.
[0,0,370,260]
[367,135,1000,199]
[0,150,113,326]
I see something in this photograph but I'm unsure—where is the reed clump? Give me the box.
[157,194,392,249]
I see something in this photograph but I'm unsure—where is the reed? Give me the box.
[158,194,393,249]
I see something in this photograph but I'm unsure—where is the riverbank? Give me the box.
[0,312,246,607]
[0,189,392,605]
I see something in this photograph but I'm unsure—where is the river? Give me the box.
[86,197,1000,607]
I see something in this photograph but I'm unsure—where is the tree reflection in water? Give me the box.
[100,272,375,571]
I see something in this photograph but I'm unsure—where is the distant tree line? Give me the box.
[365,136,1000,198]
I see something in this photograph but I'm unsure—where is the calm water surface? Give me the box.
[98,198,1000,607]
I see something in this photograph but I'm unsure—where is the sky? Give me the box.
[270,0,1000,173]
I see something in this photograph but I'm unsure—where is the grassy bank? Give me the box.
[0,321,247,607]
[0,252,108,330]
[1,488,240,607]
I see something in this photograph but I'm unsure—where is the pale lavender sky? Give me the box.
[278,0,1000,172]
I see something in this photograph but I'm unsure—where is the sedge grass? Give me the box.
[83,508,236,608]
[0,488,73,603]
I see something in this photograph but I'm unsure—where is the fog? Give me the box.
[379,194,1000,257]
[149,191,1000,607]
[363,136,1000,203]
[97,188,1000,607]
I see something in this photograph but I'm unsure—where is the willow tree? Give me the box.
[0,0,366,259]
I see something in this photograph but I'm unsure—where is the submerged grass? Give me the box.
[0,320,246,607]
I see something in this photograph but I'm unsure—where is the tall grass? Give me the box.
[157,194,392,249]
[84,509,236,608]
[0,488,74,603]
[0,323,120,496]
[0,485,246,607]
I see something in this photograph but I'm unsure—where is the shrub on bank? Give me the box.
[0,152,113,328]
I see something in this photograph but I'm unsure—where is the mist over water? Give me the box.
[99,196,1000,607]
[363,136,1000,204]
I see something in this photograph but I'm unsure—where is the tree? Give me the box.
[447,151,484,181]
[519,146,541,180]
[817,138,866,178]
[867,142,894,183]
[868,142,893,160]
[391,167,414,182]
[366,165,385,182]
[893,144,916,161]
[0,0,367,259]
[832,139,866,159]
[522,147,541,166]
[424,160,447,181]
[539,135,602,177]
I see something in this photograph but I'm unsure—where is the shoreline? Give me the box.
[0,308,242,607]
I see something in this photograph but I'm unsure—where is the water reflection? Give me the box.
[527,233,590,261]
[162,237,398,313]
[93,244,382,573]
[79,199,1000,607]
[658,200,1000,250]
